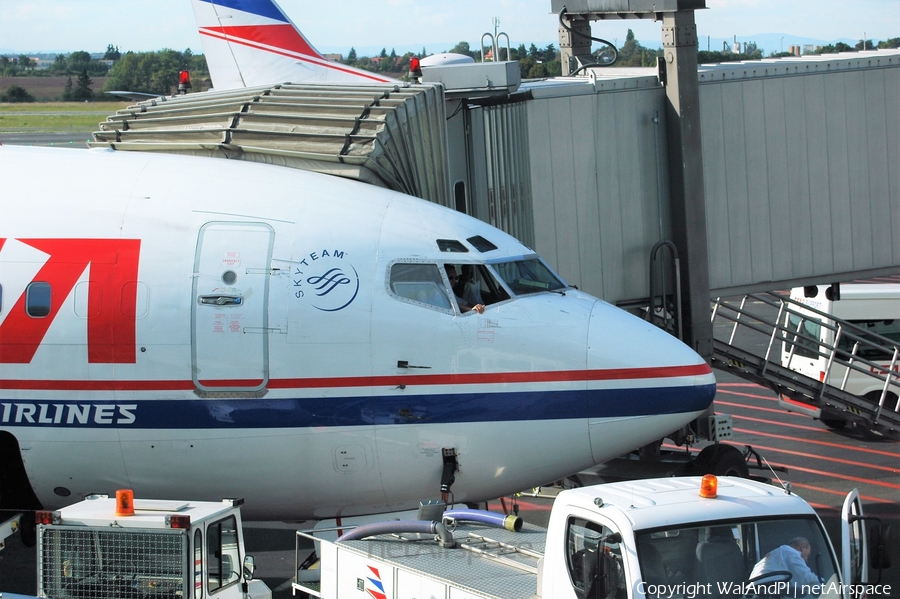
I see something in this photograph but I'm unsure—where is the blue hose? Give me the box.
[336,520,455,547]
[443,509,523,532]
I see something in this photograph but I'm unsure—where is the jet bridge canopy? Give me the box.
[89,82,451,208]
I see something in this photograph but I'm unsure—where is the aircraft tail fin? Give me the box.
[190,0,396,90]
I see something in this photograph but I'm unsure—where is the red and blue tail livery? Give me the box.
[191,0,395,89]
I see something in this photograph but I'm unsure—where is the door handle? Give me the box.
[198,295,243,306]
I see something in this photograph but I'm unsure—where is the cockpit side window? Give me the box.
[389,263,452,311]
[493,258,566,296]
[447,263,509,308]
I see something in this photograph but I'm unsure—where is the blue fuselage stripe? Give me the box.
[0,384,716,429]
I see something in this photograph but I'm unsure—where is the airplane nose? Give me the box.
[585,300,716,463]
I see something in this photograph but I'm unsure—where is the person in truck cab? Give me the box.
[750,536,823,597]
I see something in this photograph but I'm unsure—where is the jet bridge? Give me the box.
[711,293,900,439]
[89,82,451,208]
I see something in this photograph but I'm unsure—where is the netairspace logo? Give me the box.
[638,581,893,598]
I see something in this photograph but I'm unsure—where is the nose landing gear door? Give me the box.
[192,221,274,392]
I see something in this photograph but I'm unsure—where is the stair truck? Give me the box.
[31,490,272,599]
[293,475,890,599]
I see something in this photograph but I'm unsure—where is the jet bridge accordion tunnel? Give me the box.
[89,82,452,209]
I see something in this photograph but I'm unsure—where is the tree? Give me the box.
[347,47,357,64]
[63,77,74,100]
[449,41,476,60]
[813,42,854,55]
[878,37,900,49]
[17,54,35,71]
[66,51,92,74]
[51,54,67,74]
[855,39,875,51]
[70,68,94,101]
[104,49,208,96]
[1,85,35,103]
[104,44,121,61]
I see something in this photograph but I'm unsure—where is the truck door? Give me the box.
[565,517,627,599]
[841,489,868,588]
[192,222,274,392]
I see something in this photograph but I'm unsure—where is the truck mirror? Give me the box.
[870,523,892,570]
[803,285,819,298]
[243,555,256,581]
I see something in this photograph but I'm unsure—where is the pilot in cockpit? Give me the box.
[445,265,485,314]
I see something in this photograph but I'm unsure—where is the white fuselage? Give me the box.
[0,146,715,519]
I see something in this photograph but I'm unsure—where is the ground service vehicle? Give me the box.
[781,284,900,426]
[33,491,271,599]
[294,476,888,599]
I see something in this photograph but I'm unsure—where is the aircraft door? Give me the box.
[841,488,868,587]
[192,222,274,392]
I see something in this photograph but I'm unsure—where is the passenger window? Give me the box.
[207,515,241,593]
[566,517,626,599]
[840,319,900,361]
[26,282,52,317]
[389,263,452,311]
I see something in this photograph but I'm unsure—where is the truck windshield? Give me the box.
[491,258,566,296]
[784,313,823,360]
[635,516,838,599]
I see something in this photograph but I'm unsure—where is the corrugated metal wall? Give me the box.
[466,102,535,248]
[700,60,900,293]
[514,53,900,305]
[525,81,669,302]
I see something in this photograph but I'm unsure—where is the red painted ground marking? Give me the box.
[722,441,899,473]
[730,413,829,433]
[715,399,810,418]
[662,443,900,490]
[789,481,895,504]
[752,459,900,491]
[733,427,900,459]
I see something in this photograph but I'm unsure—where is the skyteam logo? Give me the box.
[292,248,359,312]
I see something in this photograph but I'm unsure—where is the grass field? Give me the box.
[0,101,129,131]
[0,76,128,131]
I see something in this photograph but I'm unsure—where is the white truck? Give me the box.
[781,284,900,429]
[293,475,890,599]
[32,492,272,599]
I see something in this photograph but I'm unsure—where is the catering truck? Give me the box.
[293,476,889,599]
[32,491,271,599]
[781,284,900,429]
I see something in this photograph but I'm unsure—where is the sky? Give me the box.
[0,0,897,57]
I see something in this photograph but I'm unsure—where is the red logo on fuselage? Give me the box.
[0,238,141,364]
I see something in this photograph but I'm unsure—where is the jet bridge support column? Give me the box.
[661,9,712,359]
[551,0,712,359]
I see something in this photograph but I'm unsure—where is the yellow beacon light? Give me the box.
[699,474,718,498]
[116,489,135,517]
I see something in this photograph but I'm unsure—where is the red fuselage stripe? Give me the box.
[0,363,711,391]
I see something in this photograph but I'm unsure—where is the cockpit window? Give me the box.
[446,263,509,310]
[436,239,469,253]
[389,263,452,311]
[467,236,498,252]
[493,259,566,295]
